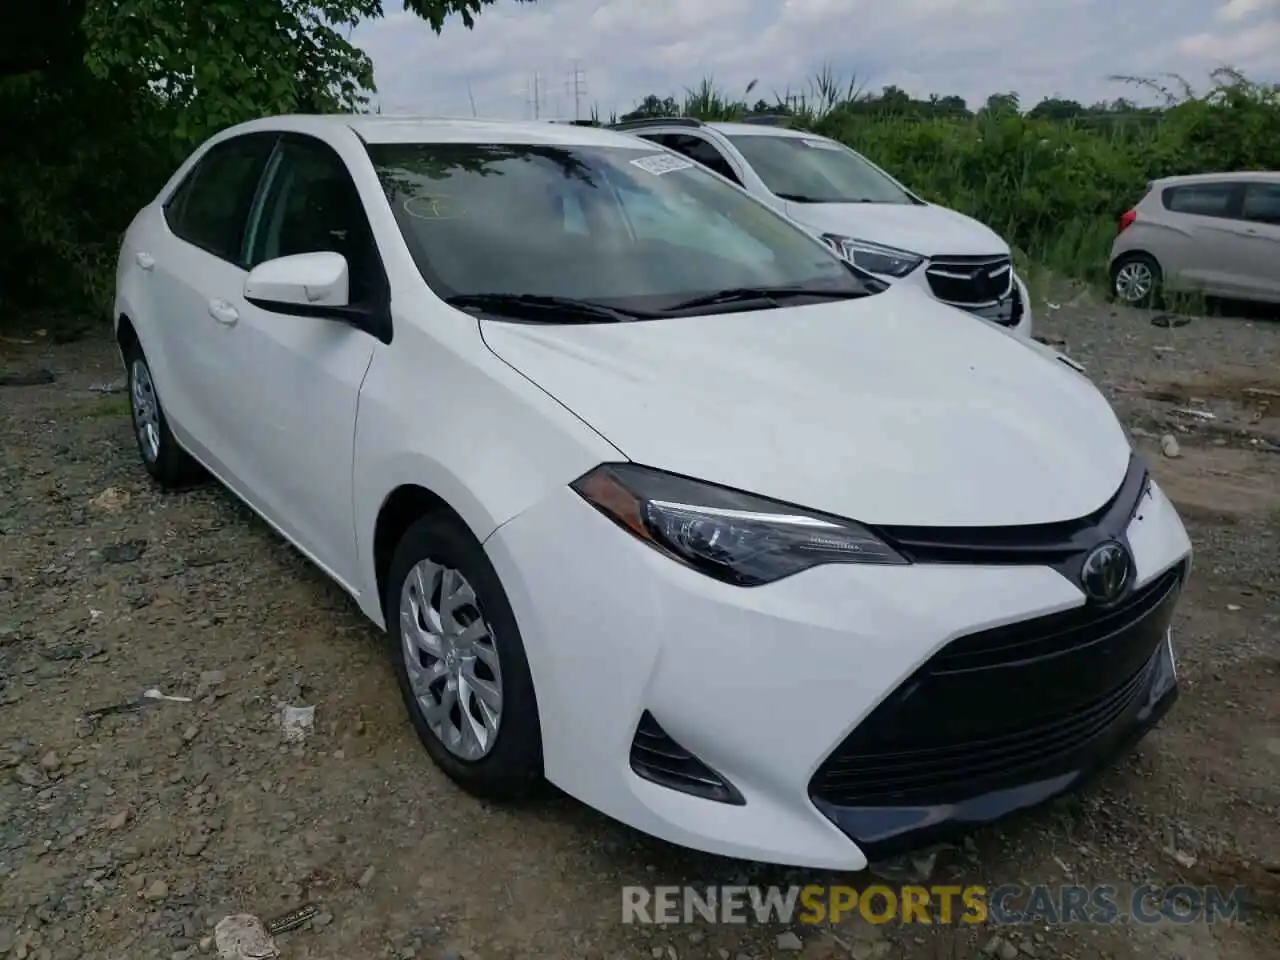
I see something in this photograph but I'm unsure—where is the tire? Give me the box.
[385,511,543,800]
[1110,253,1162,309]
[123,340,202,488]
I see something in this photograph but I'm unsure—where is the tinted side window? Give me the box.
[246,136,381,304]
[1241,183,1280,225]
[165,135,276,263]
[664,135,742,185]
[1162,183,1237,218]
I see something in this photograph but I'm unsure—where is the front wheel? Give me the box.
[1110,254,1162,309]
[386,512,543,800]
[123,341,202,488]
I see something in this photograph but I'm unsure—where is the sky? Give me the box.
[351,0,1280,120]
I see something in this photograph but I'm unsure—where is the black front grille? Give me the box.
[925,255,1014,305]
[630,711,744,804]
[965,280,1023,327]
[810,560,1186,808]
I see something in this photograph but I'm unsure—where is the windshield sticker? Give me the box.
[800,138,841,150]
[403,195,463,220]
[631,154,695,175]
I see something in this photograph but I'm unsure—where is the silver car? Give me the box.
[1109,171,1280,308]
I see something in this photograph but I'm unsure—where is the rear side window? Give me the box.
[1241,183,1280,225]
[660,134,743,185]
[164,134,277,263]
[1161,183,1238,218]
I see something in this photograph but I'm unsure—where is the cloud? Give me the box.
[351,0,1280,119]
[1216,0,1276,23]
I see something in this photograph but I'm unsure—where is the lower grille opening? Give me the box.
[808,556,1182,812]
[630,711,745,805]
[810,655,1157,807]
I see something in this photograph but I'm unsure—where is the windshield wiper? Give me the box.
[445,293,655,323]
[776,193,875,204]
[664,286,870,312]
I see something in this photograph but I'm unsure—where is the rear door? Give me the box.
[148,133,278,469]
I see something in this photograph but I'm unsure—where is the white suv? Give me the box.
[613,117,1033,338]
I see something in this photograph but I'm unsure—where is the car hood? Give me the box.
[784,200,1009,258]
[480,286,1131,527]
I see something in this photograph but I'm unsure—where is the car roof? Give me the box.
[1152,170,1280,187]
[620,119,819,140]
[217,113,655,148]
[703,122,818,139]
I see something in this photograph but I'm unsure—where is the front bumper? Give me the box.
[484,475,1190,870]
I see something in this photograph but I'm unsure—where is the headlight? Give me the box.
[821,235,923,278]
[572,463,907,586]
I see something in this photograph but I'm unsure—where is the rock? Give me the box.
[1265,739,1280,757]
[143,880,169,902]
[182,835,208,857]
[199,671,226,686]
[39,752,60,772]
[213,915,278,959]
[89,488,131,514]
[776,931,803,951]
[182,725,199,743]
[13,764,44,787]
[102,540,146,564]
[1160,434,1181,458]
[0,368,55,386]
[357,865,376,888]
[107,810,130,831]
[311,912,332,929]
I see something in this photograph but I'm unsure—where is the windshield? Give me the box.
[366,142,879,317]
[725,134,917,205]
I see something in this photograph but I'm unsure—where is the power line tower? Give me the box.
[525,71,544,119]
[566,61,587,121]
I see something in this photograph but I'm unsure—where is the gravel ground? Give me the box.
[1,294,1278,960]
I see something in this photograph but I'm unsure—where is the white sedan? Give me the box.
[113,115,1192,871]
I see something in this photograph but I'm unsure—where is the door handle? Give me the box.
[135,252,155,270]
[207,299,239,325]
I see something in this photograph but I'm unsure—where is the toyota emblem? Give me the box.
[1079,541,1132,603]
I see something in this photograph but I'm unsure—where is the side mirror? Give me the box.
[244,252,350,310]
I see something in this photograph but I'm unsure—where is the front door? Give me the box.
[208,134,384,587]
[1235,181,1280,302]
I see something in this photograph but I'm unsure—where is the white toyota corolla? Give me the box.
[114,115,1192,871]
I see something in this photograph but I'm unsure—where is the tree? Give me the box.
[979,92,1020,117]
[0,0,530,315]
[1027,97,1085,121]
[619,94,681,121]
[76,0,535,142]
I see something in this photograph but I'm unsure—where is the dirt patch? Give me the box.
[1145,445,1280,524]
[1,301,1278,960]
